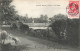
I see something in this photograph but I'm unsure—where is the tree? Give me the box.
[0,0,17,22]
[50,14,68,22]
[44,15,48,20]
[50,20,67,40]
[25,14,28,19]
[50,19,79,46]
[44,15,48,22]
[40,14,44,20]
[38,14,48,23]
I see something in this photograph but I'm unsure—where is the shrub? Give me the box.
[50,20,67,40]
[11,23,17,30]
[50,19,79,46]
[28,28,36,36]
[66,19,79,46]
[19,22,29,33]
[28,28,58,41]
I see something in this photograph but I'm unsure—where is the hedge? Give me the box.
[50,19,79,46]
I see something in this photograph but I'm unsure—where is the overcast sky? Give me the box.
[11,0,69,18]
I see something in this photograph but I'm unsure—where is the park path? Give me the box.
[2,29,79,51]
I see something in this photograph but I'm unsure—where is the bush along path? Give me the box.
[50,19,79,47]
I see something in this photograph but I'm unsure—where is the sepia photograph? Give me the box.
[0,0,80,51]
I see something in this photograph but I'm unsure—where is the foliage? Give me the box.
[10,23,17,30]
[10,21,29,32]
[49,14,68,22]
[50,20,67,40]
[19,23,29,32]
[66,19,79,46]
[27,28,58,41]
[50,19,79,46]
[19,14,48,23]
[0,0,17,22]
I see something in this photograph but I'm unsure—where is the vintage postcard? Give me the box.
[0,0,80,51]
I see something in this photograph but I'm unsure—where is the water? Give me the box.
[29,27,48,29]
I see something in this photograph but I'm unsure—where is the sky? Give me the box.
[11,0,69,18]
